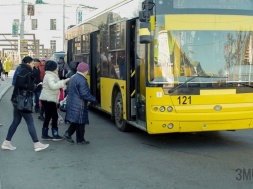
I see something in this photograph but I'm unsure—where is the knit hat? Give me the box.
[33,58,41,63]
[44,60,58,71]
[40,57,47,62]
[77,62,89,72]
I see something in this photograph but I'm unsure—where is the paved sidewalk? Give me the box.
[0,70,14,101]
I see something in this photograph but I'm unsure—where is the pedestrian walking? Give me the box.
[64,62,97,144]
[39,60,69,141]
[1,56,49,152]
[3,57,12,78]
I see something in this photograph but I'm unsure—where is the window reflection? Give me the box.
[152,28,253,86]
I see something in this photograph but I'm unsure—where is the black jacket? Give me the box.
[11,63,36,104]
[33,67,41,91]
[66,61,79,78]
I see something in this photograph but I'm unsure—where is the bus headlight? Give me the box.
[168,123,173,129]
[167,106,173,112]
[160,106,165,112]
[214,105,222,111]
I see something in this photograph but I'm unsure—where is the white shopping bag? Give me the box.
[1,74,5,81]
[58,112,64,125]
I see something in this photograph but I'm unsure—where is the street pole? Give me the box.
[63,0,65,52]
[20,0,25,40]
[19,0,25,62]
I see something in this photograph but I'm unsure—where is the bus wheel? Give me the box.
[114,92,128,131]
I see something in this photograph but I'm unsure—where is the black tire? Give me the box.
[114,92,129,131]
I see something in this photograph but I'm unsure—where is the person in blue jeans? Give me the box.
[1,56,49,152]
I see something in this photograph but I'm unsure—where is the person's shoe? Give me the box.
[34,142,49,152]
[77,140,90,145]
[35,109,40,113]
[38,115,45,121]
[1,140,17,150]
[41,135,53,140]
[52,135,64,141]
[41,127,53,140]
[51,128,63,141]
[63,132,74,143]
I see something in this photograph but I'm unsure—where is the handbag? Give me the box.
[17,90,33,113]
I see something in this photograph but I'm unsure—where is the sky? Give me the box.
[0,0,123,9]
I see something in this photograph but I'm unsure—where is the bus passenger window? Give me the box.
[117,51,126,80]
[101,54,118,79]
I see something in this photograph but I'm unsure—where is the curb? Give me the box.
[0,85,13,101]
[0,82,12,101]
[0,70,14,101]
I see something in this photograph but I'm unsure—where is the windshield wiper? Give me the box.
[168,75,227,93]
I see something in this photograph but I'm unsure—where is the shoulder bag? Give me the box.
[17,90,33,113]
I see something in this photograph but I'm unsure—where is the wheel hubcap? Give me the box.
[115,100,123,123]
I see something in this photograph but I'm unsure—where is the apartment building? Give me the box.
[0,2,94,60]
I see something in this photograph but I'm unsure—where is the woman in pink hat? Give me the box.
[64,62,97,144]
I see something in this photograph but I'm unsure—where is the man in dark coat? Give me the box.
[64,62,97,144]
[58,57,69,80]
[32,58,42,112]
[66,61,79,78]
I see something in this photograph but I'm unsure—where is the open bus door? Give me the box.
[90,31,101,103]
[127,19,147,131]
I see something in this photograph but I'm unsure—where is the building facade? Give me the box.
[0,2,94,63]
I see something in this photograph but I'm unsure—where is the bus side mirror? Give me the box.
[139,22,150,44]
[139,10,150,22]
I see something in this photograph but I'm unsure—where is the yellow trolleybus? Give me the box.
[65,0,253,134]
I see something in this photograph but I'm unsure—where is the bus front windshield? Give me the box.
[152,29,253,85]
[150,0,253,90]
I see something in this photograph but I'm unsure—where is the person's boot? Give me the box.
[64,123,75,143]
[76,124,89,144]
[63,132,74,143]
[52,128,63,141]
[41,127,53,140]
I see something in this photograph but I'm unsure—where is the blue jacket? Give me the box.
[65,72,96,125]
[12,65,21,86]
